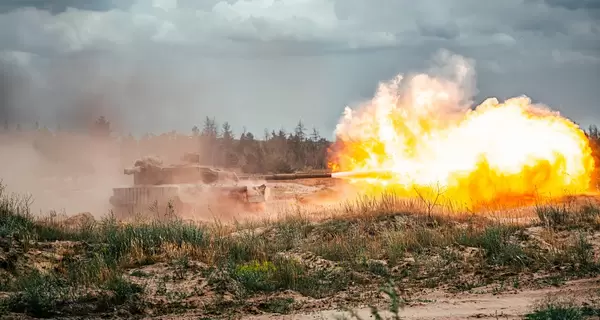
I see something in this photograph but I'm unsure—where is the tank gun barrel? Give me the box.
[240,173,332,181]
[124,167,141,175]
[239,171,397,181]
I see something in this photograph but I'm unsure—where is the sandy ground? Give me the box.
[237,180,600,320]
[243,277,600,320]
[6,176,600,319]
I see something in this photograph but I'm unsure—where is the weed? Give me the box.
[382,231,406,265]
[63,251,115,286]
[340,280,405,320]
[568,233,598,272]
[366,260,390,277]
[229,256,351,299]
[458,225,529,268]
[536,205,569,229]
[401,227,454,252]
[579,204,600,225]
[221,233,269,264]
[258,297,295,314]
[538,275,566,287]
[156,276,168,296]
[452,278,487,292]
[172,255,191,279]
[130,270,151,278]
[311,232,370,263]
[234,260,278,292]
[100,219,208,264]
[102,275,144,305]
[537,203,600,230]
[1,269,69,318]
[513,276,521,289]
[525,297,587,320]
[273,214,312,250]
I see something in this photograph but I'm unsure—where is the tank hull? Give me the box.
[109,183,269,220]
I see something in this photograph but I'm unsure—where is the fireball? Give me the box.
[328,52,596,210]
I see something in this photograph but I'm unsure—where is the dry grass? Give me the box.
[1,183,600,319]
[525,295,600,320]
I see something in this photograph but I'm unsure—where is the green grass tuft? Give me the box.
[525,297,600,320]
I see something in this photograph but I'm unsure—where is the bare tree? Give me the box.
[413,182,446,219]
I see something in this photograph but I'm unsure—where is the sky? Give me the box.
[0,0,599,139]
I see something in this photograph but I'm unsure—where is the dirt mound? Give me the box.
[62,212,95,229]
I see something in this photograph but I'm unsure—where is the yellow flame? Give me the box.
[328,62,595,210]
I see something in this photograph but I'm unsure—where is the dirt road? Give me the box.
[243,277,600,320]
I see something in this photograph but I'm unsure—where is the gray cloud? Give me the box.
[543,0,600,10]
[417,20,460,40]
[0,0,134,13]
[0,0,598,138]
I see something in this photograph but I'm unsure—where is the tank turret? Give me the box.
[123,162,240,186]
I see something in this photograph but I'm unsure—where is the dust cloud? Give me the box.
[0,129,213,219]
[0,131,124,218]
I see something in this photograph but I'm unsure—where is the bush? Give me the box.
[525,297,598,320]
[458,226,529,267]
[234,260,278,292]
[2,270,69,318]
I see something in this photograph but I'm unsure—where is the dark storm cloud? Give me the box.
[0,54,37,124]
[543,0,600,10]
[0,0,133,13]
[417,20,461,40]
[514,16,570,36]
[0,0,598,137]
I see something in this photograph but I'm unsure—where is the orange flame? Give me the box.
[328,53,595,210]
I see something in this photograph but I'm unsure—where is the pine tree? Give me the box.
[222,122,234,144]
[310,127,320,142]
[202,117,218,140]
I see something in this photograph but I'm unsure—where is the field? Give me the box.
[1,178,599,320]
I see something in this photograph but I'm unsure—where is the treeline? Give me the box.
[180,117,331,173]
[2,117,600,179]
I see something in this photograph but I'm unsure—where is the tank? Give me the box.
[109,156,333,220]
[109,157,268,219]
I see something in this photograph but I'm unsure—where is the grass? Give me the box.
[525,296,600,320]
[0,183,599,318]
[457,225,531,267]
[258,297,295,314]
[337,280,406,320]
[230,257,351,298]
[536,202,600,230]
[0,267,144,317]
